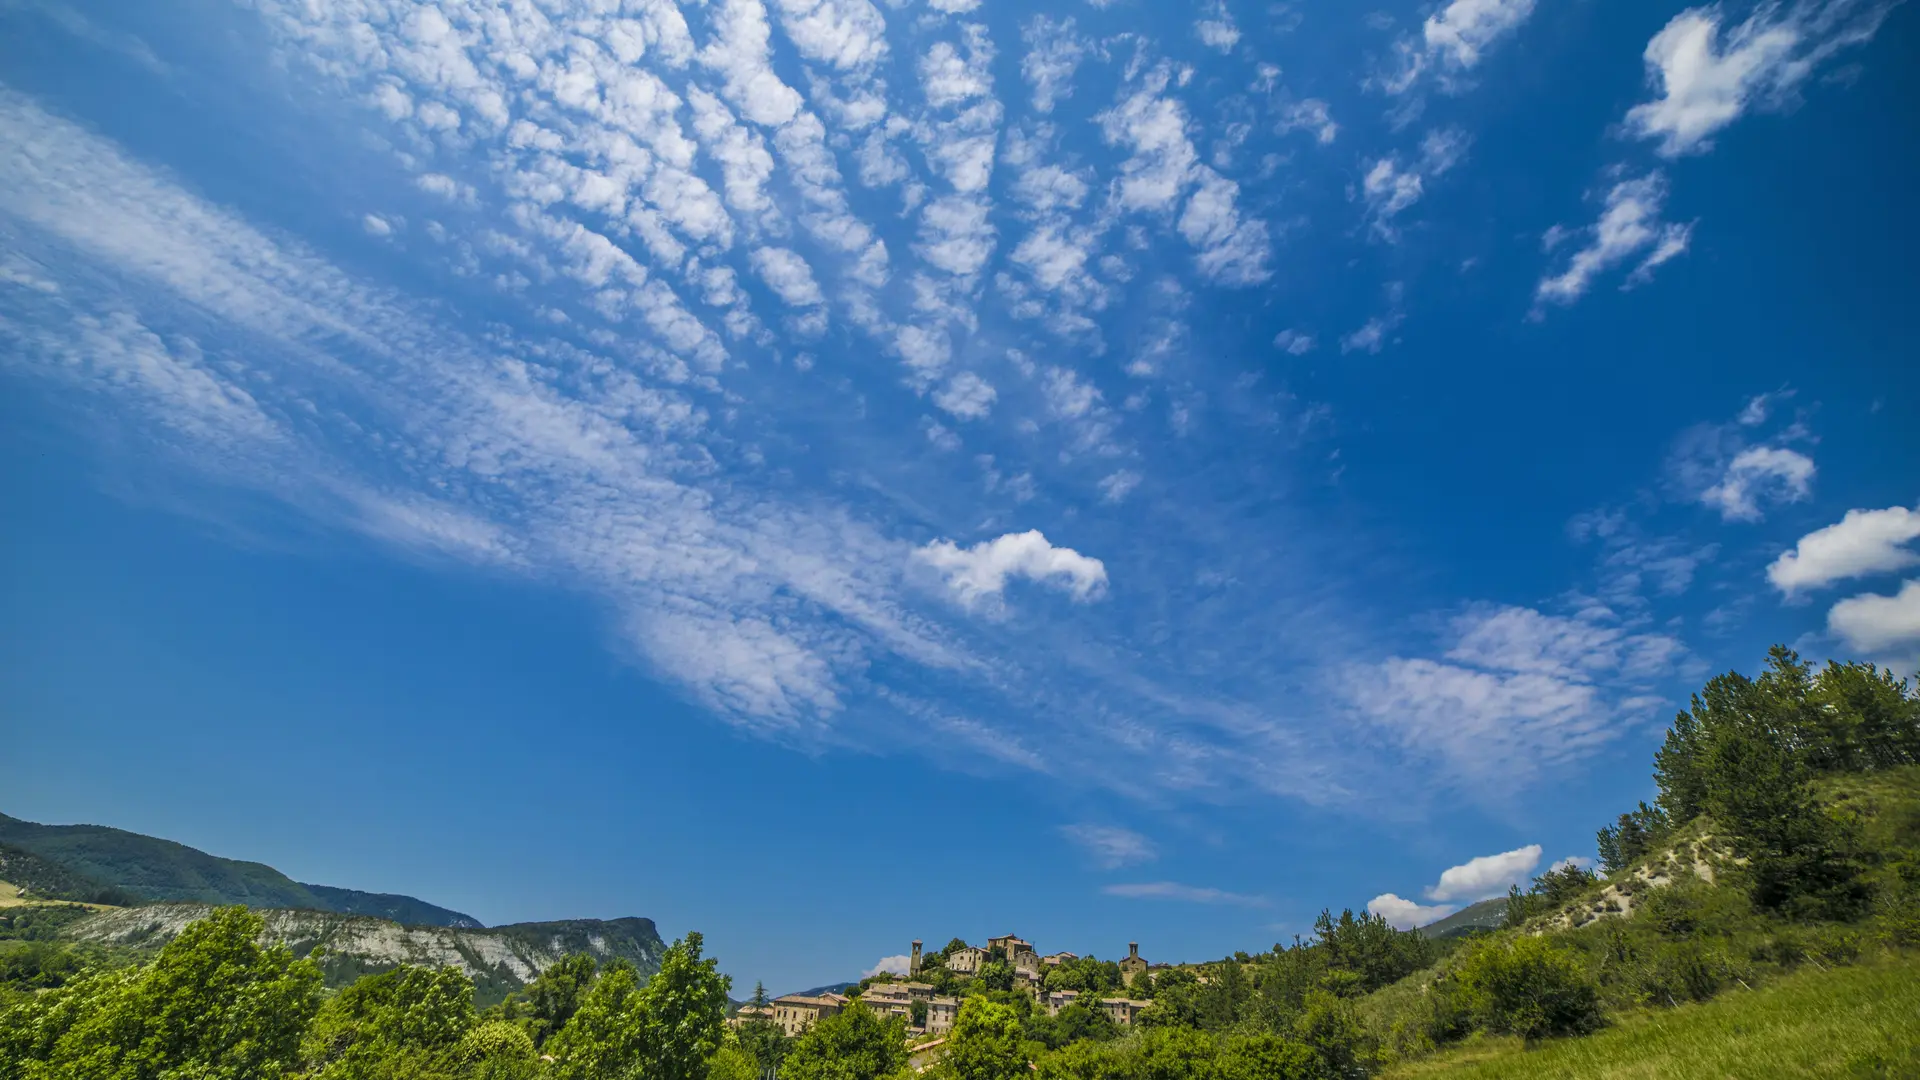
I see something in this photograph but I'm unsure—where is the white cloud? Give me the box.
[1770,508,1920,595]
[0,86,977,740]
[1196,1,1241,53]
[1424,0,1537,69]
[703,0,806,127]
[750,246,826,307]
[1427,844,1542,901]
[917,530,1109,606]
[1340,317,1394,355]
[1345,605,1690,783]
[1273,329,1314,355]
[1042,366,1101,420]
[1178,167,1271,284]
[920,40,991,108]
[1828,579,1920,658]
[1385,0,1538,92]
[1276,99,1338,145]
[933,371,997,420]
[1624,2,1893,158]
[1367,893,1456,930]
[362,213,394,236]
[1098,469,1141,503]
[1535,173,1694,307]
[1102,881,1267,907]
[1100,75,1200,215]
[415,173,476,205]
[1362,159,1422,229]
[864,954,912,978]
[1701,446,1815,522]
[1361,129,1467,239]
[769,0,889,71]
[1022,16,1085,114]
[1059,824,1157,869]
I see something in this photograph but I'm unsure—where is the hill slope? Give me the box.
[0,812,479,927]
[1382,955,1920,1079]
[1416,897,1506,940]
[64,903,666,1005]
[0,842,135,906]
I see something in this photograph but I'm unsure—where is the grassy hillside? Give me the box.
[1381,954,1920,1079]
[0,812,479,927]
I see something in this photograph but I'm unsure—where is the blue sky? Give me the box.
[2,0,1916,993]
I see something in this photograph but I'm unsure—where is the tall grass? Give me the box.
[1381,954,1920,1079]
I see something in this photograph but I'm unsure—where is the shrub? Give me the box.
[1455,937,1603,1044]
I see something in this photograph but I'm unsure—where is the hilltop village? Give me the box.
[734,934,1164,1040]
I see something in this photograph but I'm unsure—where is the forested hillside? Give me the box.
[0,843,137,907]
[0,813,480,927]
[2,647,1916,1079]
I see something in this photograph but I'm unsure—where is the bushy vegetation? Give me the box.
[1,648,1913,1080]
[1380,954,1920,1079]
[0,907,727,1080]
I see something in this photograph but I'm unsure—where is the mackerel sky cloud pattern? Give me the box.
[1,0,1913,833]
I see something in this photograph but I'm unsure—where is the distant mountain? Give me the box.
[0,812,480,928]
[65,903,665,1006]
[786,981,858,998]
[0,842,137,906]
[1417,896,1507,940]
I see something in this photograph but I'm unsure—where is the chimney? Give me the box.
[1128,942,1139,961]
[911,940,923,976]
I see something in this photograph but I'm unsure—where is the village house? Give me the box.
[986,933,1033,961]
[859,981,937,1023]
[1098,998,1153,1026]
[925,995,961,1035]
[1043,989,1080,1016]
[860,983,915,1024]
[908,934,1151,998]
[946,945,988,974]
[771,993,846,1037]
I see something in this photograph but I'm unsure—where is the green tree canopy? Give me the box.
[780,1002,907,1080]
[0,905,322,1080]
[937,997,1025,1080]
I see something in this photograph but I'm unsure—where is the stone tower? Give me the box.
[911,939,923,976]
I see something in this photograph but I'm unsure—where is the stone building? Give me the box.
[925,995,961,1035]
[1119,942,1149,987]
[771,993,846,1037]
[986,933,1033,961]
[946,945,988,975]
[1041,951,1078,967]
[1098,998,1153,1026]
[1043,989,1080,1016]
[861,983,915,1024]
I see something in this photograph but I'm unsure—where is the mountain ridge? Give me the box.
[0,811,480,928]
[65,903,665,1005]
